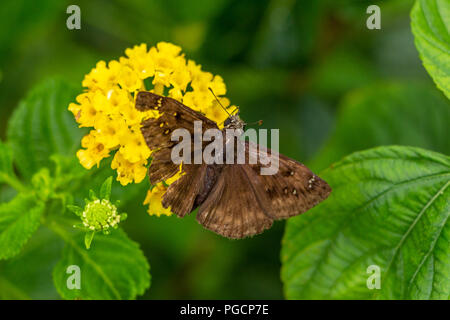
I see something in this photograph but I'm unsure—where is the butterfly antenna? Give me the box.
[246,120,263,127]
[208,87,232,117]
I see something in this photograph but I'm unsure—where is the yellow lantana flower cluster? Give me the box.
[69,42,236,216]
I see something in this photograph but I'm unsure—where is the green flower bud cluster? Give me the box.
[81,199,122,232]
[67,177,127,249]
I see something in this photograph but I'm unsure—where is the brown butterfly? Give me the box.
[135,91,331,239]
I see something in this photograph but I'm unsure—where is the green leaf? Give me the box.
[67,205,83,217]
[282,146,450,300]
[0,276,31,300]
[0,140,26,193]
[0,140,14,180]
[0,140,27,193]
[31,168,53,202]
[312,82,450,171]
[84,231,95,250]
[0,227,64,299]
[411,0,450,99]
[7,78,84,179]
[53,228,150,300]
[89,189,97,200]
[100,177,113,200]
[0,194,45,260]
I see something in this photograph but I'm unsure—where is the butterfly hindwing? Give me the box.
[194,143,330,238]
[196,164,273,239]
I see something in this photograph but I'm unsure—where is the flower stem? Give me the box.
[0,173,27,193]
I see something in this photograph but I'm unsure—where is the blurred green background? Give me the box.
[0,0,447,299]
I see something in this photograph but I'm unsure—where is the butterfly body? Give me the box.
[136,91,331,239]
[223,114,245,130]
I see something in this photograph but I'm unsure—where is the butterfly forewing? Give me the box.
[243,142,331,220]
[136,91,217,184]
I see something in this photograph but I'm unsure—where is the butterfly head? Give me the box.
[224,114,245,130]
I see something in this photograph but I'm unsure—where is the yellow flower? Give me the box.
[118,66,142,92]
[118,127,151,163]
[70,42,237,216]
[142,163,184,217]
[124,44,155,79]
[143,184,172,217]
[77,131,110,169]
[111,152,147,186]
[206,97,233,125]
